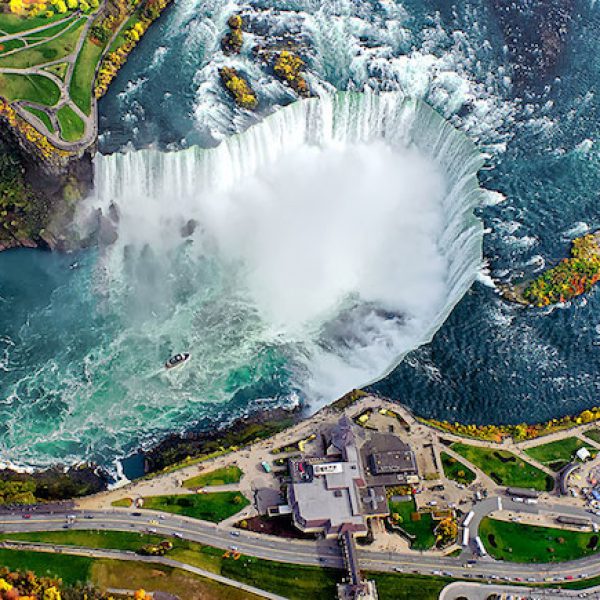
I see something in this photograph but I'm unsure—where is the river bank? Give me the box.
[6,387,600,505]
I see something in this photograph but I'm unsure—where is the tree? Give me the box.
[9,0,24,15]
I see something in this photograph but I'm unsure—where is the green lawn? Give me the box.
[142,491,249,522]
[111,497,132,507]
[183,465,243,488]
[525,437,594,471]
[441,452,476,485]
[480,517,600,563]
[369,572,453,600]
[0,12,69,35]
[388,499,436,550]
[69,36,103,114]
[0,549,93,585]
[24,16,77,40]
[451,442,554,491]
[24,106,54,132]
[44,61,68,80]
[0,529,165,552]
[0,38,26,53]
[0,73,60,105]
[57,104,85,141]
[0,18,86,69]
[585,429,600,444]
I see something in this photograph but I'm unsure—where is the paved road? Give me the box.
[1,502,600,586]
[0,541,286,600]
[440,581,600,599]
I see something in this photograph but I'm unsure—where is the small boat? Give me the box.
[165,352,190,369]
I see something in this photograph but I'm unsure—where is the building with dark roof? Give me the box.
[287,415,419,538]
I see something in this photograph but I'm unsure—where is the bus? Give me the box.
[463,511,474,527]
[475,536,487,556]
[462,527,470,547]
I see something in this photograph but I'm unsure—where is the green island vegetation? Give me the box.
[480,517,600,563]
[24,104,54,131]
[450,442,554,491]
[440,452,476,485]
[221,13,243,54]
[584,428,600,443]
[0,531,454,600]
[182,465,243,488]
[525,436,594,471]
[421,406,600,443]
[219,66,258,110]
[56,103,84,141]
[387,498,436,550]
[521,233,600,306]
[273,50,310,96]
[137,491,250,522]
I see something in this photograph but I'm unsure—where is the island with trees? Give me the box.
[502,231,600,307]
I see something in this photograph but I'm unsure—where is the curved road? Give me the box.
[1,498,600,586]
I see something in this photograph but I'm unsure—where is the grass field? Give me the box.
[0,38,25,53]
[24,106,54,132]
[57,104,84,141]
[0,549,93,585]
[525,437,593,471]
[0,73,60,105]
[142,491,249,522]
[25,17,77,40]
[44,61,68,80]
[111,497,132,507]
[93,559,263,600]
[369,572,453,600]
[388,499,436,550]
[0,529,166,551]
[451,442,554,491]
[480,517,600,563]
[585,429,600,444]
[0,12,69,34]
[0,18,86,69]
[0,548,261,600]
[69,36,103,114]
[183,465,243,488]
[441,452,476,485]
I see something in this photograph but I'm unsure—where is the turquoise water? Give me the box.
[2,0,600,470]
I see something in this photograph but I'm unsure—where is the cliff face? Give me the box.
[0,122,94,252]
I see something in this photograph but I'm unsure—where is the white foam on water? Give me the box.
[84,92,486,408]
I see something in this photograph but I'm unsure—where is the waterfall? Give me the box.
[88,91,486,408]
